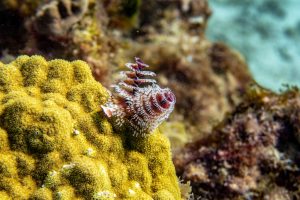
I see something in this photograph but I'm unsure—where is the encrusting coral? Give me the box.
[0,55,181,199]
[174,86,300,199]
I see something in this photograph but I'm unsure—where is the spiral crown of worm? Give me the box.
[101,57,176,136]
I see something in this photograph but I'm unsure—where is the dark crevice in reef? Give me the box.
[0,8,28,56]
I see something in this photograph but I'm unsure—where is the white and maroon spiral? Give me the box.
[101,57,176,136]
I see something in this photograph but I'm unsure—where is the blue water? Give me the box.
[206,0,300,92]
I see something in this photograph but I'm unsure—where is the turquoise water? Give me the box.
[207,0,300,92]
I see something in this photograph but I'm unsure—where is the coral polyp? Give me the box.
[102,57,176,136]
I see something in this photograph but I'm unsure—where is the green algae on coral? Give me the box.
[0,55,180,199]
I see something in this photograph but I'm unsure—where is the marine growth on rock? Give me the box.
[102,57,176,137]
[174,86,300,200]
[32,0,88,38]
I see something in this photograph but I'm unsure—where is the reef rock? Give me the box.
[0,55,181,199]
[32,0,88,38]
[174,86,300,199]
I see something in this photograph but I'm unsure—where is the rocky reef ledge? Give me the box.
[174,86,300,199]
[0,55,181,199]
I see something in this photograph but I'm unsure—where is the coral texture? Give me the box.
[174,86,300,199]
[102,57,176,137]
[0,55,181,199]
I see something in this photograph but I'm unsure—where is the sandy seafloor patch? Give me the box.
[207,0,300,92]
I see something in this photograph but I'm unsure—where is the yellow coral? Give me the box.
[0,55,181,199]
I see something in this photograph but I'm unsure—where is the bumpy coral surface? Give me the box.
[174,86,300,199]
[0,55,181,199]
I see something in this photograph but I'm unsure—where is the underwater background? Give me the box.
[207,0,300,92]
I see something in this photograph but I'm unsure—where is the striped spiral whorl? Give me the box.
[103,58,176,136]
